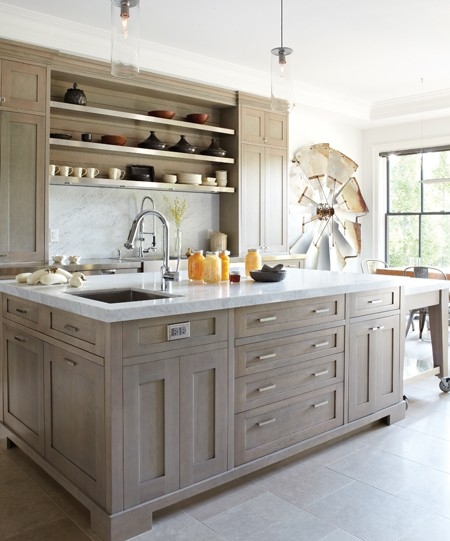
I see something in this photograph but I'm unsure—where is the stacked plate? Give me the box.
[178,173,202,185]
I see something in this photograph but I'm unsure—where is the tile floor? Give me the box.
[1,328,449,541]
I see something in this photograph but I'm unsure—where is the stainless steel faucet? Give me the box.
[137,196,156,257]
[124,209,179,289]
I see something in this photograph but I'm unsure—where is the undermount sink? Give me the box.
[67,288,183,304]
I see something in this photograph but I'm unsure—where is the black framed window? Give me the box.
[382,146,450,267]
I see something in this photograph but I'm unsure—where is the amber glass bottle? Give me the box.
[218,250,230,281]
[245,248,261,277]
[188,250,204,281]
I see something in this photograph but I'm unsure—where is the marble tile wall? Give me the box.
[48,186,220,260]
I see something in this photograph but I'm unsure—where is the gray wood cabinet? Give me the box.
[220,95,289,256]
[0,58,48,262]
[123,347,228,508]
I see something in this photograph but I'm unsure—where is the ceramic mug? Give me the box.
[72,167,87,177]
[49,164,60,176]
[86,167,100,178]
[108,167,125,180]
[59,166,74,177]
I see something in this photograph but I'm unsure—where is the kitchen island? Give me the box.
[0,269,447,541]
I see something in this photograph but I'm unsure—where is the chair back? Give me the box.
[361,259,388,274]
[403,266,447,280]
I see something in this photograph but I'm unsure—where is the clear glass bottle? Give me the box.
[188,250,204,281]
[218,250,230,281]
[245,248,261,277]
[203,251,221,283]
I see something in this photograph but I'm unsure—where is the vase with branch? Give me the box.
[163,195,188,259]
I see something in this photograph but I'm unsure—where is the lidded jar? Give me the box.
[245,248,261,277]
[209,231,227,252]
[188,250,204,281]
[218,250,230,281]
[203,251,221,284]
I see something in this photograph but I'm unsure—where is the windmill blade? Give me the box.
[294,143,330,179]
[327,148,358,186]
[337,220,362,254]
[336,177,369,214]
[329,240,346,271]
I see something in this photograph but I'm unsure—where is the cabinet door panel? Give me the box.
[265,147,287,253]
[265,112,287,147]
[123,358,179,507]
[1,60,47,113]
[3,324,44,453]
[179,349,228,487]
[0,112,46,260]
[44,344,105,505]
[241,144,263,251]
[241,107,264,144]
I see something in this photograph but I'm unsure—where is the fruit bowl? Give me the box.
[250,269,287,282]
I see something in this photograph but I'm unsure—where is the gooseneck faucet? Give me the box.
[124,209,179,289]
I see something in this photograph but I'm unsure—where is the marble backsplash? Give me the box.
[49,185,220,260]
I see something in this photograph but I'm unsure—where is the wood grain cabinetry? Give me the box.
[220,94,289,256]
[348,289,402,422]
[0,57,48,262]
[234,296,345,465]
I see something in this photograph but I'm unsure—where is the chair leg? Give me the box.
[405,311,416,337]
[419,310,427,340]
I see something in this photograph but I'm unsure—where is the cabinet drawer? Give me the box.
[235,353,344,412]
[48,309,105,356]
[235,295,344,338]
[235,326,344,377]
[3,295,41,329]
[349,288,400,318]
[123,310,228,358]
[235,383,344,465]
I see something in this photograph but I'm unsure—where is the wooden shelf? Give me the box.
[49,138,235,164]
[50,101,235,136]
[49,175,235,193]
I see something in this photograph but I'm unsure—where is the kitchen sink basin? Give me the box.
[67,288,183,304]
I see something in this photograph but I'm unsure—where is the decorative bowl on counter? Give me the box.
[148,110,175,119]
[177,172,202,185]
[186,113,209,124]
[169,135,196,154]
[101,134,127,146]
[138,131,167,150]
[250,269,287,282]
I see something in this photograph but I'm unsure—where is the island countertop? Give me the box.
[0,268,432,323]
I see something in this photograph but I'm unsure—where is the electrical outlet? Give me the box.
[167,322,190,341]
[50,228,59,242]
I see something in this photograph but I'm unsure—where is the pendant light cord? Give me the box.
[280,0,284,48]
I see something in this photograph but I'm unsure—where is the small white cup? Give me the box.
[108,167,126,180]
[49,164,60,176]
[86,167,100,178]
[68,255,81,264]
[72,167,87,178]
[216,178,228,187]
[215,170,227,180]
[59,166,74,177]
[52,255,65,264]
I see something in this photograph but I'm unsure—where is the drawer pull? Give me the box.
[368,299,383,304]
[63,324,80,333]
[257,418,276,427]
[369,325,385,331]
[64,358,77,367]
[313,341,329,348]
[14,335,26,343]
[15,308,28,314]
[258,353,276,360]
[314,308,330,314]
[313,400,329,408]
[259,316,277,323]
[257,384,276,392]
[313,369,329,377]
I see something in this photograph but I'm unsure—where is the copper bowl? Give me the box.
[186,113,209,124]
[101,135,127,146]
[148,110,176,119]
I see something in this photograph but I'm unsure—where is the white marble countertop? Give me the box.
[0,268,447,323]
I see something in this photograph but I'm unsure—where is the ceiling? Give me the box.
[2,0,450,117]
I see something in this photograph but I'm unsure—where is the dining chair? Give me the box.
[403,266,448,339]
[361,259,388,274]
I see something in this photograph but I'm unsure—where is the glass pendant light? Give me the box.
[271,0,294,112]
[111,0,140,78]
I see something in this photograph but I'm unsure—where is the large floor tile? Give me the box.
[305,481,431,541]
[5,518,92,541]
[398,512,450,541]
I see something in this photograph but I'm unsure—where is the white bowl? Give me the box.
[162,174,177,184]
[202,177,217,186]
[68,255,81,264]
[216,178,228,187]
[52,255,65,264]
[178,172,202,185]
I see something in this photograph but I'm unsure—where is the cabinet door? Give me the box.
[2,324,44,453]
[264,146,288,253]
[241,107,265,144]
[123,358,179,508]
[240,143,264,251]
[264,111,287,148]
[0,112,46,261]
[0,60,47,113]
[44,344,105,505]
[348,314,401,422]
[179,348,228,487]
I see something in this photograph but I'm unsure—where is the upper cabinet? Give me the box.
[0,59,47,113]
[0,51,49,262]
[240,106,288,148]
